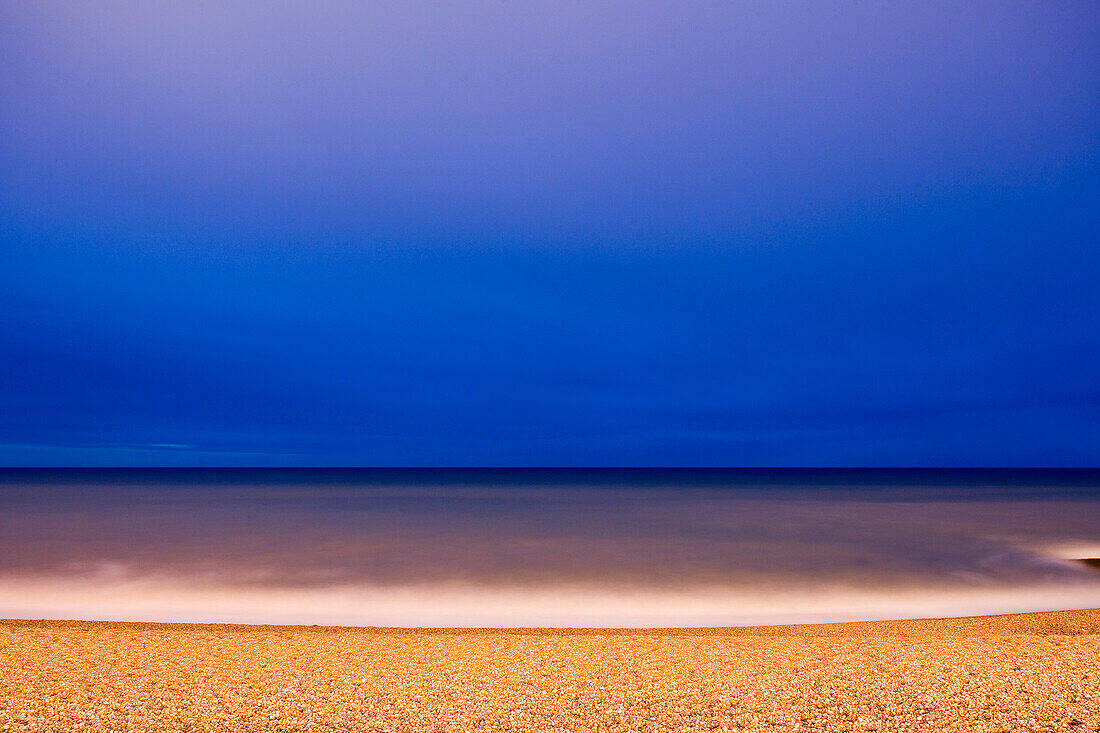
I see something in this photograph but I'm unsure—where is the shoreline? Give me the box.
[5,605,1100,633]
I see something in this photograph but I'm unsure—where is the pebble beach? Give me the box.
[2,609,1098,732]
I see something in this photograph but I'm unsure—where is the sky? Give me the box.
[1,1,1098,466]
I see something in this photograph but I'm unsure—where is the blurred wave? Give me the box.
[2,469,1099,625]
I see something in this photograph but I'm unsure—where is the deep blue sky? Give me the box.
[2,1,1098,466]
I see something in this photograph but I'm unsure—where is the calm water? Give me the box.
[3,469,1100,626]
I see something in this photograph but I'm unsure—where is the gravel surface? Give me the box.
[2,610,1098,732]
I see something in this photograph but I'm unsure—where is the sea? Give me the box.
[2,468,1099,627]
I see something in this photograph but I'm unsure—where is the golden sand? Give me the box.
[2,610,1098,732]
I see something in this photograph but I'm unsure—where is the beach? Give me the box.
[2,609,1098,732]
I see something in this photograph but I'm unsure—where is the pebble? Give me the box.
[1,610,1098,731]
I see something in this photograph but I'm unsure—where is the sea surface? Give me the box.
[2,468,1100,627]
